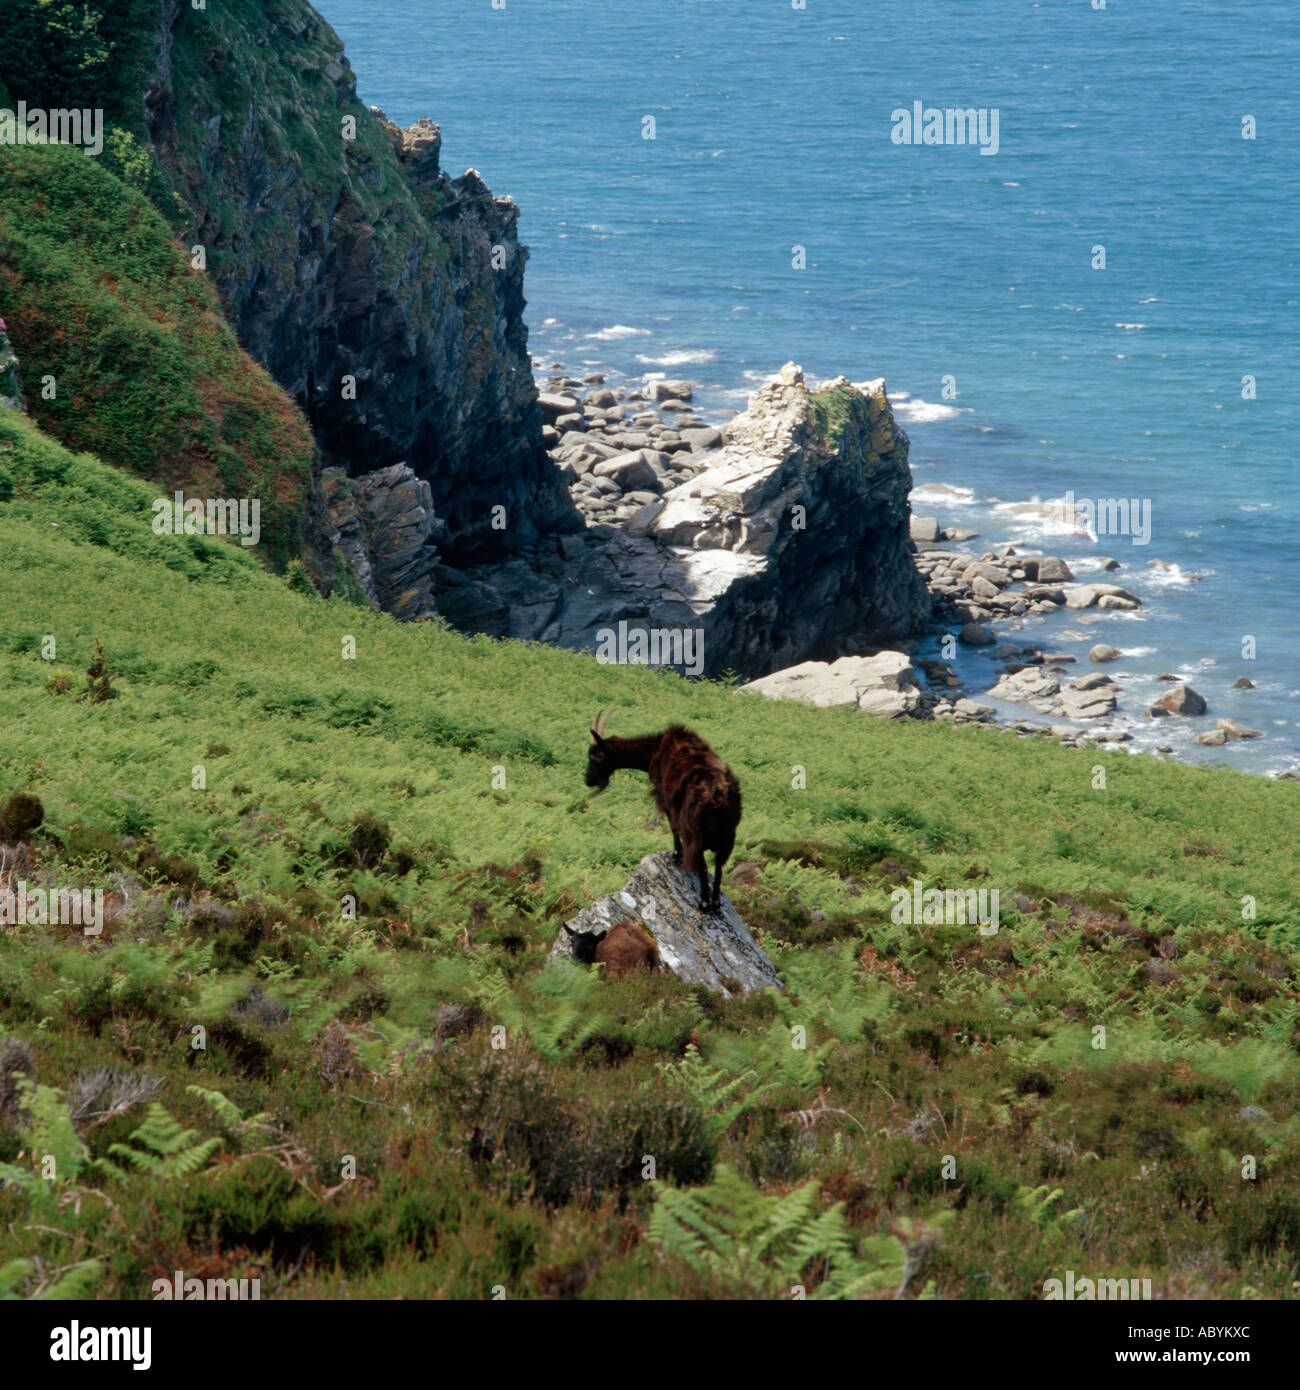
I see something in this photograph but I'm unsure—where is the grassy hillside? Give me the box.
[2,407,1299,1299]
[0,144,317,568]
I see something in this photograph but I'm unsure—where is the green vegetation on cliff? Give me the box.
[2,398,1299,1298]
[0,144,316,567]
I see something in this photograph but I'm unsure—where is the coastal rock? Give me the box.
[550,852,781,997]
[1034,557,1075,583]
[648,379,693,403]
[1089,644,1122,663]
[456,370,929,678]
[910,515,941,542]
[1155,684,1208,717]
[740,651,926,719]
[680,426,725,451]
[538,392,581,422]
[1064,583,1142,610]
[1214,718,1262,741]
[959,623,996,646]
[592,450,661,492]
[322,464,447,619]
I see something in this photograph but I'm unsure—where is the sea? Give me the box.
[318,0,1300,774]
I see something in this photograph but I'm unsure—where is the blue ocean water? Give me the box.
[319,0,1300,773]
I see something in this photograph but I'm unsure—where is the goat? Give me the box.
[585,711,741,912]
[563,919,660,979]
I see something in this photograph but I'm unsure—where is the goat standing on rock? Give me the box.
[585,711,741,913]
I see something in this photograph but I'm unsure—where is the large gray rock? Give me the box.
[593,450,661,492]
[1034,557,1075,583]
[1156,684,1208,716]
[741,651,926,718]
[648,379,693,403]
[551,852,781,997]
[1064,583,1142,610]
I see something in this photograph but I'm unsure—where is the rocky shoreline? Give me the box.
[518,359,1265,758]
[418,359,930,679]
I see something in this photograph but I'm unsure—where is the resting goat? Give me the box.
[585,711,741,912]
[563,920,660,978]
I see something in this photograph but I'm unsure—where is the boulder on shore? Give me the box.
[740,650,926,719]
[550,851,781,997]
[1155,684,1208,717]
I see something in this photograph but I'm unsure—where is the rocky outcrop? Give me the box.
[453,366,930,679]
[137,0,577,568]
[321,464,448,619]
[741,651,928,719]
[988,666,1119,721]
[551,851,782,997]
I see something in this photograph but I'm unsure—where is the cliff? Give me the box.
[137,0,577,563]
[0,0,576,579]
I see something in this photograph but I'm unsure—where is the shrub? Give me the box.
[0,792,43,841]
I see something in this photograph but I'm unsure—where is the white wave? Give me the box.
[585,324,650,341]
[993,497,1092,539]
[1115,323,1147,330]
[892,397,965,424]
[911,482,976,505]
[1142,562,1209,589]
[636,349,719,366]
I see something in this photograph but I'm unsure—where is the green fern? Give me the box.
[100,1102,222,1179]
[186,1084,273,1135]
[657,1043,774,1139]
[0,1080,90,1219]
[1016,1183,1083,1234]
[0,1259,36,1300]
[37,1260,103,1300]
[648,1164,951,1299]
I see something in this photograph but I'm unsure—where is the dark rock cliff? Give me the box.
[136,0,577,569]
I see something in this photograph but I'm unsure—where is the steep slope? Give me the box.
[0,143,317,568]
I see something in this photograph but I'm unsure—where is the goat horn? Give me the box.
[591,709,610,738]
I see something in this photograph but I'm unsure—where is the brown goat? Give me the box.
[564,919,660,979]
[585,712,741,912]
